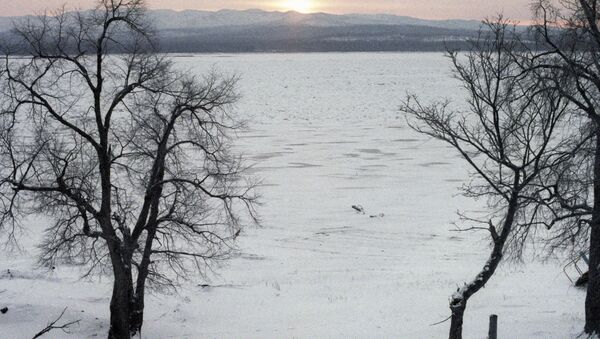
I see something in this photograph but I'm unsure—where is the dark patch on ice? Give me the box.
[258,183,280,188]
[396,147,425,151]
[321,141,359,145]
[359,164,387,168]
[392,138,420,142]
[419,161,451,167]
[240,134,273,139]
[357,148,383,154]
[336,186,378,190]
[448,236,464,241]
[355,173,387,178]
[241,254,267,261]
[250,166,295,172]
[343,153,361,158]
[198,284,245,290]
[252,152,292,161]
[289,162,322,168]
[315,226,353,237]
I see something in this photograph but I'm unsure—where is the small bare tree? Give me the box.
[401,19,571,339]
[0,1,257,338]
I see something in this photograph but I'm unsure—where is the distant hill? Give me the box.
[0,9,491,52]
[147,9,483,31]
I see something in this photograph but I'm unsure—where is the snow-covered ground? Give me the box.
[0,53,585,338]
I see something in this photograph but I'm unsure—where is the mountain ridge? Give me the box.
[0,8,484,32]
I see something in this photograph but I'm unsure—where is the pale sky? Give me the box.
[0,0,534,21]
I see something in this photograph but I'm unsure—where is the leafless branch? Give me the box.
[32,308,80,339]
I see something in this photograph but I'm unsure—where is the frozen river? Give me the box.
[169,53,583,338]
[1,53,584,338]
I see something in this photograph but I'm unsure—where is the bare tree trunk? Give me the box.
[586,128,600,335]
[449,300,466,339]
[108,267,134,339]
[130,154,166,335]
[107,231,135,339]
[448,192,518,339]
[129,295,144,336]
[130,230,156,335]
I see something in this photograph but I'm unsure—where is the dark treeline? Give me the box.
[159,24,479,53]
[1,23,485,53]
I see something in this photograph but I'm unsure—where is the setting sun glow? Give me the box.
[281,0,314,13]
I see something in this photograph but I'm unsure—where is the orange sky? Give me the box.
[0,0,534,21]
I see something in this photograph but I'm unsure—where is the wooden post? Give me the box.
[488,314,498,339]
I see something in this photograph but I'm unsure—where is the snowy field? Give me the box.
[0,53,585,338]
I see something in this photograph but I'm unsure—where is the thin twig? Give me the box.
[430,315,452,326]
[32,307,80,339]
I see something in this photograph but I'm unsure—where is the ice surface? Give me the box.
[0,53,584,338]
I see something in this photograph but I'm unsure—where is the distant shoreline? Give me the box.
[164,51,451,57]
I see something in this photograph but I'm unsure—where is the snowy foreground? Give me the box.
[0,53,584,338]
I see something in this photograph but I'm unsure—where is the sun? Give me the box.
[281,0,314,13]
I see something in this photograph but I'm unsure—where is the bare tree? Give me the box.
[531,0,600,334]
[401,19,572,339]
[0,1,257,338]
